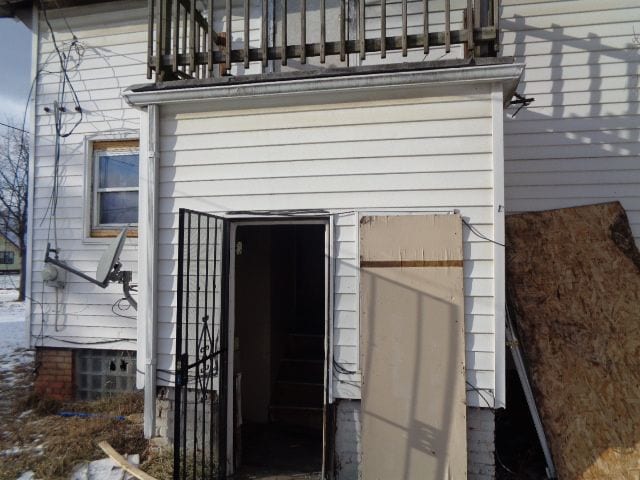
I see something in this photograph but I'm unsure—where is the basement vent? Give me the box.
[75,349,137,400]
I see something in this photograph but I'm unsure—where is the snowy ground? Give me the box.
[0,277,31,420]
[0,276,29,376]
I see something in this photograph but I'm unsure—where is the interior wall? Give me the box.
[270,227,293,393]
[235,226,273,423]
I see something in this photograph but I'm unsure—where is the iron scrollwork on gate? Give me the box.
[174,209,229,480]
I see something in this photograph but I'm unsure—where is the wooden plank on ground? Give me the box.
[98,441,158,480]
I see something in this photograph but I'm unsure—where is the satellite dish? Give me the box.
[96,228,127,287]
[44,227,137,310]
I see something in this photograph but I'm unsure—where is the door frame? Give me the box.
[225,216,334,477]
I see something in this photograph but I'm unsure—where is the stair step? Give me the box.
[269,405,323,412]
[269,405,323,430]
[277,380,324,387]
[278,360,324,383]
[272,382,323,408]
[285,334,324,360]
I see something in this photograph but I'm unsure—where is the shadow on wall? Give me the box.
[502,13,640,235]
[359,265,466,480]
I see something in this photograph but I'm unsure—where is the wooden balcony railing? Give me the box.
[147,0,500,81]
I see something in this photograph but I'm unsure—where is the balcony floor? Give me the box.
[130,56,513,93]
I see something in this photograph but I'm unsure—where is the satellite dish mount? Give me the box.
[44,228,137,310]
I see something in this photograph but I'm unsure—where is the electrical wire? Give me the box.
[111,297,137,319]
[333,357,357,376]
[465,380,495,409]
[0,122,28,133]
[462,218,505,247]
[495,448,519,476]
[41,335,136,345]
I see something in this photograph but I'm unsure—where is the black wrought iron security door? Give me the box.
[174,209,230,480]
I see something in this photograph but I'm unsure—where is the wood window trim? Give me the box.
[90,139,140,238]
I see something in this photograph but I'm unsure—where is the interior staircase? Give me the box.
[269,333,325,430]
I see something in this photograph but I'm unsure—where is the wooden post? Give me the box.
[244,0,250,68]
[423,0,428,54]
[147,0,154,79]
[190,0,196,72]
[401,0,407,56]
[493,0,500,52]
[156,0,164,78]
[208,0,214,75]
[226,0,232,68]
[282,0,288,65]
[219,32,229,75]
[320,0,326,62]
[173,0,180,71]
[444,0,450,53]
[359,0,365,60]
[380,0,386,58]
[195,20,201,77]
[301,0,306,63]
[339,0,345,61]
[181,3,187,75]
[466,0,474,55]
[262,0,269,67]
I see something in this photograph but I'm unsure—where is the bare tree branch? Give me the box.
[0,120,29,300]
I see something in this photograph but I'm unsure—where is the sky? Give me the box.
[0,17,32,126]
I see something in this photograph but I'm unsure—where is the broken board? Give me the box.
[505,202,640,480]
[359,214,467,480]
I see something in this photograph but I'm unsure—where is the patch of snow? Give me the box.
[0,274,20,290]
[0,444,43,457]
[16,471,37,480]
[70,454,141,480]
[0,286,28,371]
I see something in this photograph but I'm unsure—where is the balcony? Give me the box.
[146,0,500,81]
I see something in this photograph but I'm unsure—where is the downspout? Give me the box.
[25,4,39,349]
[139,104,160,438]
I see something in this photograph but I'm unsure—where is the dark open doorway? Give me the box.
[232,222,327,478]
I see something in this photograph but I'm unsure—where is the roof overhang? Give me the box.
[124,58,525,111]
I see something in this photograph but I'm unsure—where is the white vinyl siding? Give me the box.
[156,85,498,407]
[30,0,147,349]
[502,0,640,242]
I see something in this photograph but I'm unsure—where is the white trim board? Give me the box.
[492,82,506,409]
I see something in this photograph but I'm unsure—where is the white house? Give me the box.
[3,0,638,478]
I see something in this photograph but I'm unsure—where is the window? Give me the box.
[75,349,137,400]
[0,251,14,264]
[91,140,139,235]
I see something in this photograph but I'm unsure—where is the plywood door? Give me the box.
[360,214,467,480]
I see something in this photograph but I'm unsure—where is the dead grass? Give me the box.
[141,446,174,480]
[0,387,150,480]
[0,357,178,480]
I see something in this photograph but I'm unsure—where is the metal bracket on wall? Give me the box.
[505,304,558,480]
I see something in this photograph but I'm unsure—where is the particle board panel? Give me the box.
[505,202,640,480]
[360,214,466,480]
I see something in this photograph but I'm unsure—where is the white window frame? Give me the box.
[83,137,140,241]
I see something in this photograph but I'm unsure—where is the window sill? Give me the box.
[90,229,138,239]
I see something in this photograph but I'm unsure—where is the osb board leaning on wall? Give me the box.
[505,202,640,480]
